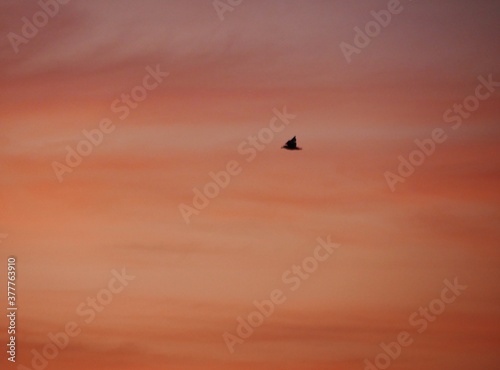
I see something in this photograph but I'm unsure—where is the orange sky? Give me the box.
[1,1,499,369]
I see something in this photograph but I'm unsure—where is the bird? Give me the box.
[281,136,302,150]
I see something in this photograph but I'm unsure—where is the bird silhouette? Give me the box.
[281,136,302,150]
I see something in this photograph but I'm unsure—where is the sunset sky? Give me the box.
[1,1,499,369]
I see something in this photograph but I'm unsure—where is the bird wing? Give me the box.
[285,136,297,148]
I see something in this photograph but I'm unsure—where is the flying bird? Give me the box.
[282,136,302,150]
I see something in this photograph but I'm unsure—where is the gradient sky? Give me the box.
[1,1,499,369]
